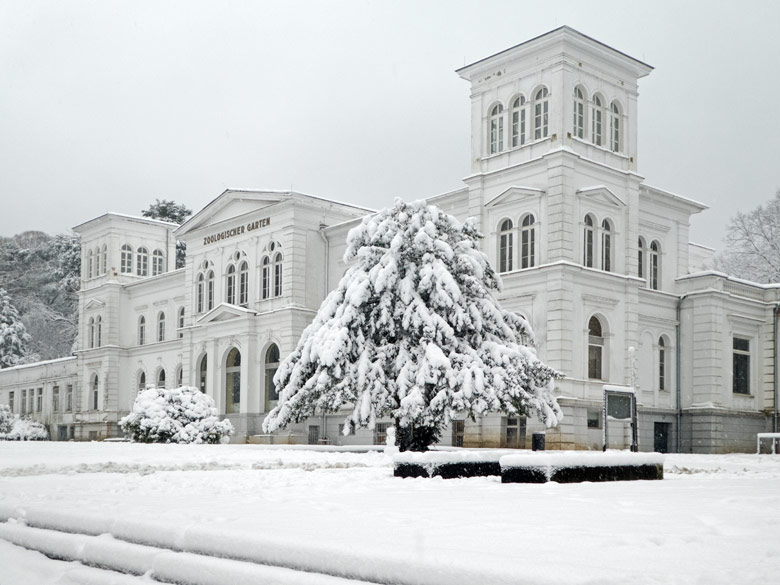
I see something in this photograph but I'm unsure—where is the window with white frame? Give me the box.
[452,420,465,447]
[588,316,605,380]
[374,422,389,446]
[121,245,133,273]
[489,103,504,154]
[66,384,72,411]
[225,348,240,414]
[601,219,612,272]
[96,315,102,347]
[583,215,595,268]
[136,247,149,276]
[52,385,59,412]
[8,391,14,413]
[649,241,660,290]
[176,365,183,388]
[138,316,146,345]
[199,355,207,393]
[152,250,164,276]
[36,388,42,412]
[261,256,271,299]
[157,312,165,342]
[637,237,646,281]
[573,86,585,139]
[101,244,107,274]
[157,368,166,390]
[226,264,236,304]
[88,317,95,349]
[91,374,99,410]
[521,214,535,269]
[534,87,549,140]
[177,306,185,338]
[94,247,101,275]
[511,96,526,148]
[733,337,750,395]
[610,101,621,153]
[265,344,280,408]
[592,94,604,146]
[658,337,668,391]
[206,270,215,310]
[196,273,204,313]
[87,250,94,279]
[498,219,514,273]
[138,371,146,391]
[239,261,249,306]
[273,253,283,297]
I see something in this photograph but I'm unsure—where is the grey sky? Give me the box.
[1,0,779,249]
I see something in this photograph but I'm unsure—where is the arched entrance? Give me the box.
[225,348,241,414]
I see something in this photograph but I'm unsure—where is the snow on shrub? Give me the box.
[0,415,49,441]
[120,386,234,444]
[0,404,12,434]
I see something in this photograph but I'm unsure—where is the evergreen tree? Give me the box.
[0,288,31,368]
[262,199,562,451]
[142,199,192,269]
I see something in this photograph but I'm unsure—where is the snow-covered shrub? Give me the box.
[0,404,13,434]
[263,199,563,451]
[120,386,234,444]
[0,415,49,441]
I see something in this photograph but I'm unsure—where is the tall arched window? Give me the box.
[610,101,622,153]
[226,264,236,304]
[511,96,526,147]
[152,250,164,276]
[225,348,241,414]
[121,245,133,273]
[592,94,604,146]
[573,86,585,138]
[601,219,612,272]
[489,104,504,154]
[196,273,205,313]
[498,219,514,273]
[138,316,146,346]
[588,316,605,380]
[534,87,549,140]
[239,261,249,306]
[177,306,185,338]
[101,244,107,274]
[637,237,646,281]
[157,368,166,389]
[261,256,271,299]
[658,337,667,391]
[138,371,146,392]
[94,247,101,275]
[96,315,102,347]
[157,312,165,342]
[273,253,283,297]
[136,247,149,276]
[198,355,207,393]
[583,215,595,268]
[207,270,215,310]
[176,365,183,389]
[88,317,95,349]
[92,374,99,410]
[265,344,280,409]
[650,241,660,290]
[521,214,535,269]
[87,250,94,279]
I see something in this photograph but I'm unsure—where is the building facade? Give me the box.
[1,27,778,452]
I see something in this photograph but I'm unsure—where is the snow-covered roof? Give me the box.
[72,212,179,233]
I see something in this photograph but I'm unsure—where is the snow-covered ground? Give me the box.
[1,443,779,585]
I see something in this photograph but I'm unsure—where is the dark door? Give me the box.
[654,422,670,453]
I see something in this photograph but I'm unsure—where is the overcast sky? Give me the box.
[2,0,779,249]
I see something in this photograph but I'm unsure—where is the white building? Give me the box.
[1,27,777,452]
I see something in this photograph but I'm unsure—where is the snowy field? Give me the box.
[1,443,779,585]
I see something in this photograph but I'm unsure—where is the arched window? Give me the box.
[88,317,95,349]
[176,365,183,389]
[521,214,536,269]
[588,316,605,380]
[92,374,99,410]
[157,312,165,342]
[87,250,94,279]
[610,101,622,153]
[226,264,236,304]
[637,237,646,281]
[489,103,504,154]
[198,355,207,393]
[592,95,604,146]
[138,371,146,392]
[136,247,149,276]
[121,245,133,273]
[261,256,271,299]
[534,87,549,140]
[583,215,595,268]
[601,219,612,272]
[265,344,280,409]
[94,247,101,276]
[225,348,241,414]
[239,261,249,306]
[273,253,283,297]
[138,316,146,346]
[498,219,514,273]
[196,273,205,313]
[650,241,660,290]
[101,244,107,274]
[511,96,526,147]
[658,337,667,391]
[152,250,164,276]
[96,315,102,347]
[177,306,185,339]
[207,270,215,310]
[157,368,166,389]
[573,86,585,138]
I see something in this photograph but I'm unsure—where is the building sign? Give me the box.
[203,217,271,246]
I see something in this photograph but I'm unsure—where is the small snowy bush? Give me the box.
[0,415,49,441]
[120,386,234,444]
[0,404,12,434]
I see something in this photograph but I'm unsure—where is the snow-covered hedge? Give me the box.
[120,386,234,444]
[0,414,50,441]
[0,404,12,434]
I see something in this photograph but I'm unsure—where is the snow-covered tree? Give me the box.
[0,405,13,435]
[142,199,192,269]
[120,386,234,444]
[263,199,562,451]
[0,288,31,368]
[0,415,49,441]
